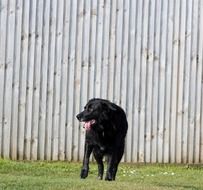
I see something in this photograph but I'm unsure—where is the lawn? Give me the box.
[0,159,203,190]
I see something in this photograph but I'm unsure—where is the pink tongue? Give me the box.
[83,120,95,130]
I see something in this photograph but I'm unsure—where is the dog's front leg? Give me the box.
[80,143,93,179]
[105,155,116,181]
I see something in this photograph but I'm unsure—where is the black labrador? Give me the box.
[76,98,128,181]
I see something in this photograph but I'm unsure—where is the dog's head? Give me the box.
[76,98,116,131]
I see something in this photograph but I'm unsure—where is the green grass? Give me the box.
[0,159,203,190]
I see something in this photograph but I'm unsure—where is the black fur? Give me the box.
[76,98,128,181]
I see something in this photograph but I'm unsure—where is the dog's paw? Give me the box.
[105,172,114,181]
[97,175,103,180]
[80,169,88,179]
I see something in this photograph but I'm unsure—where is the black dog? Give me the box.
[76,98,128,181]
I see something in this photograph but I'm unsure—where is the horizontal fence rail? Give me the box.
[0,0,203,163]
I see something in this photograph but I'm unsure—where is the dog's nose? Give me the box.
[76,114,81,120]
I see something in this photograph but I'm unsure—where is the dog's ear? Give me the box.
[101,111,109,120]
[102,102,117,111]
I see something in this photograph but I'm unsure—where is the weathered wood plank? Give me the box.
[59,0,71,161]
[151,0,162,163]
[121,0,130,162]
[108,0,116,101]
[46,0,57,160]
[145,0,156,163]
[52,0,64,161]
[170,0,180,163]
[198,0,203,164]
[176,0,187,163]
[133,0,142,162]
[0,0,8,158]
[66,0,78,161]
[126,0,136,163]
[38,0,51,160]
[164,0,174,163]
[3,0,16,159]
[31,0,44,160]
[188,0,198,163]
[11,0,23,160]
[182,0,193,163]
[18,0,30,160]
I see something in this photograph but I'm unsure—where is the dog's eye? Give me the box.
[87,107,93,112]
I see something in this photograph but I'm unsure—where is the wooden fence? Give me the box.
[0,0,203,163]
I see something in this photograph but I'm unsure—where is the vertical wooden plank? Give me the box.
[108,0,116,100]
[170,0,180,163]
[121,0,130,162]
[76,0,85,161]
[139,0,149,163]
[18,0,30,160]
[66,0,77,161]
[145,0,155,163]
[182,0,192,163]
[201,82,203,163]
[88,0,97,99]
[121,0,129,109]
[151,0,161,163]
[126,0,136,163]
[11,0,23,160]
[31,0,44,160]
[46,0,57,160]
[101,0,111,100]
[0,0,8,157]
[24,0,37,160]
[38,0,50,160]
[158,0,167,163]
[201,75,203,163]
[195,0,203,163]
[3,0,16,158]
[114,0,123,105]
[73,0,84,161]
[84,0,96,162]
[188,0,198,163]
[199,0,203,164]
[133,0,142,163]
[95,0,104,98]
[60,0,71,161]
[52,0,64,161]
[164,0,174,163]
[176,0,186,163]
[79,0,91,161]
